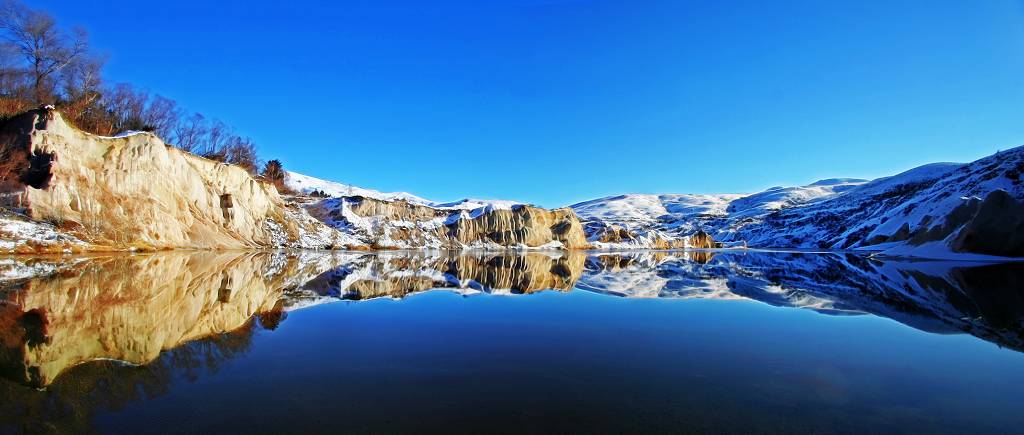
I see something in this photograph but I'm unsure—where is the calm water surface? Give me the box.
[1,250,1022,434]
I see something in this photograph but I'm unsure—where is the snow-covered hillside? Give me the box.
[285,171,432,204]
[285,171,521,211]
[571,146,1024,258]
[283,145,1024,258]
[569,179,866,249]
[284,171,587,250]
[569,193,741,249]
[726,178,867,218]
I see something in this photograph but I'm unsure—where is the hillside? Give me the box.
[572,147,1024,259]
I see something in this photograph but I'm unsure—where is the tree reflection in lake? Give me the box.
[0,249,1022,433]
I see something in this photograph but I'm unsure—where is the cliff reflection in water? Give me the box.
[0,249,1022,432]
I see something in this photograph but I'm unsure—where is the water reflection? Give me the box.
[582,251,1024,351]
[0,252,332,387]
[0,322,259,434]
[0,249,1022,432]
[295,251,585,301]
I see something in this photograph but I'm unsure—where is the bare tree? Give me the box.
[61,52,105,105]
[59,52,109,132]
[0,1,275,179]
[201,119,230,159]
[142,94,180,140]
[172,112,208,153]
[0,40,25,97]
[0,0,88,104]
[103,83,148,131]
[223,135,260,174]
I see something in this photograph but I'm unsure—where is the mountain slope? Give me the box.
[285,171,521,211]
[572,146,1024,258]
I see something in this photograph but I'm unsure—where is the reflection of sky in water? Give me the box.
[102,292,1024,434]
[1,251,1022,434]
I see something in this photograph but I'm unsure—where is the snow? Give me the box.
[573,193,742,225]
[572,179,868,232]
[0,215,86,252]
[92,130,149,139]
[570,146,1024,259]
[0,257,59,280]
[111,130,146,138]
[286,171,524,211]
[431,198,521,211]
[727,178,867,218]
[285,171,432,204]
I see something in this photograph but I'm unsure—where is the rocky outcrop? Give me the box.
[0,109,317,250]
[687,230,717,249]
[446,205,589,249]
[951,190,1024,257]
[582,221,717,250]
[311,196,590,250]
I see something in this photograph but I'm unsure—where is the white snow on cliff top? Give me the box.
[285,171,523,211]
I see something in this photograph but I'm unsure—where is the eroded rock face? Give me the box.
[1,109,288,249]
[583,221,716,250]
[345,196,446,222]
[951,190,1024,257]
[687,230,717,249]
[312,196,591,249]
[447,206,589,249]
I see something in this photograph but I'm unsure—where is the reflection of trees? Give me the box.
[0,320,261,434]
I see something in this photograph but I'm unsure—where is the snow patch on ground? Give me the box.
[0,214,87,253]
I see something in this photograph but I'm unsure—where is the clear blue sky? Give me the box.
[37,0,1024,207]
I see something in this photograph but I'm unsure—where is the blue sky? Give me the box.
[37,0,1024,207]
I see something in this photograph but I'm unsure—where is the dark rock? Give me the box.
[951,189,1024,257]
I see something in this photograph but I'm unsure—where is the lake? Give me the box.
[1,250,1023,434]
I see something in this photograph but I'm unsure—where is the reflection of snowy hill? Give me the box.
[577,250,1024,351]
